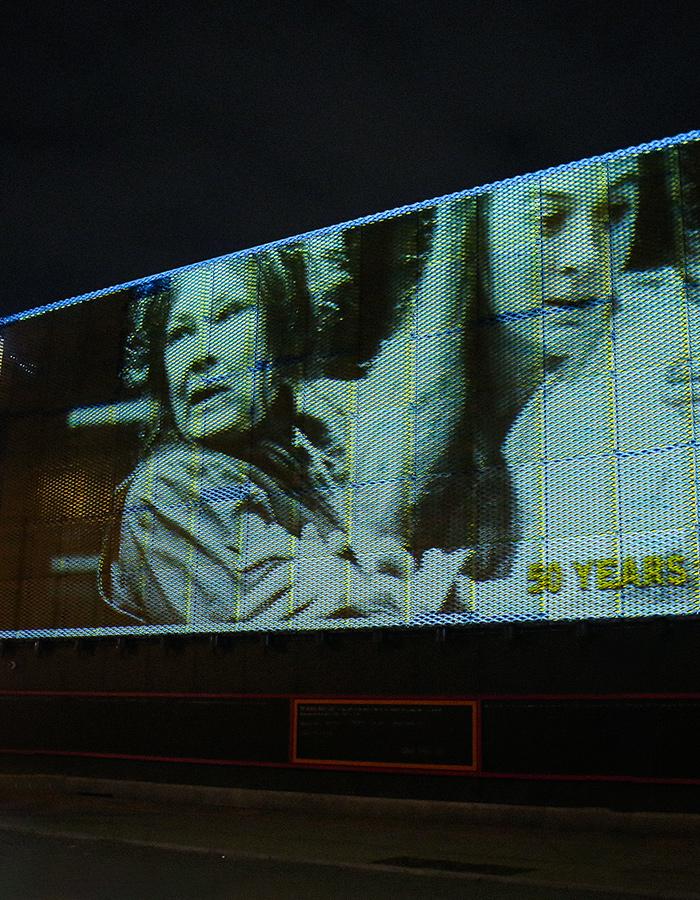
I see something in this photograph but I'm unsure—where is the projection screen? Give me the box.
[1,131,700,638]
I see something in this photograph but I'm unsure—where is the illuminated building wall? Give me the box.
[1,130,700,639]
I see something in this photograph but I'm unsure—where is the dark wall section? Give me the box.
[0,694,290,763]
[3,617,697,697]
[1,617,699,811]
[481,698,700,779]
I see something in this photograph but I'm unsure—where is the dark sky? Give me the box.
[2,0,698,317]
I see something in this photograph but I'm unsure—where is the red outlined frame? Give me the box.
[290,697,478,772]
[1,690,699,782]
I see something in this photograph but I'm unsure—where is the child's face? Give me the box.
[486,157,639,375]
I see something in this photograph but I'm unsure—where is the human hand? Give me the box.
[286,523,406,624]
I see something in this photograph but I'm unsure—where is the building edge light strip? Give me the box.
[1,128,698,328]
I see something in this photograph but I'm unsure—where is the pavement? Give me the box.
[1,775,700,898]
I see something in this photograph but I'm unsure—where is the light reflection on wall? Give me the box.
[37,467,91,520]
[36,464,113,521]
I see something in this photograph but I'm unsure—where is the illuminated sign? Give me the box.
[1,130,700,638]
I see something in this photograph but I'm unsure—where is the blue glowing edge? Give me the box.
[2,129,698,329]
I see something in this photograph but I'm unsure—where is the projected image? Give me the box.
[1,132,699,637]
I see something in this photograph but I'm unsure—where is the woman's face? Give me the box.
[164,259,264,443]
[486,157,640,378]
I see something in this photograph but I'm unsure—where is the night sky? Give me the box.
[2,0,699,318]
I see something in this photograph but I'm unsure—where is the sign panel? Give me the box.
[292,699,476,769]
[1,131,700,637]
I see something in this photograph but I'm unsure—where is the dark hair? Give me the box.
[314,210,434,378]
[627,147,676,271]
[410,196,517,579]
[679,142,700,237]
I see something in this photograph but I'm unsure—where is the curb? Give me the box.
[2,773,700,834]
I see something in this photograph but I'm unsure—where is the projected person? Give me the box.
[100,155,647,629]
[100,252,409,627]
[490,157,639,426]
[610,142,700,614]
[302,158,642,623]
[445,155,643,619]
[478,146,700,622]
[100,196,512,627]
[574,147,700,617]
[300,155,646,624]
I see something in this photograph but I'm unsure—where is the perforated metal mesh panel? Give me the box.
[1,131,699,638]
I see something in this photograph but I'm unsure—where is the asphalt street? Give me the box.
[0,829,683,900]
[1,777,699,899]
